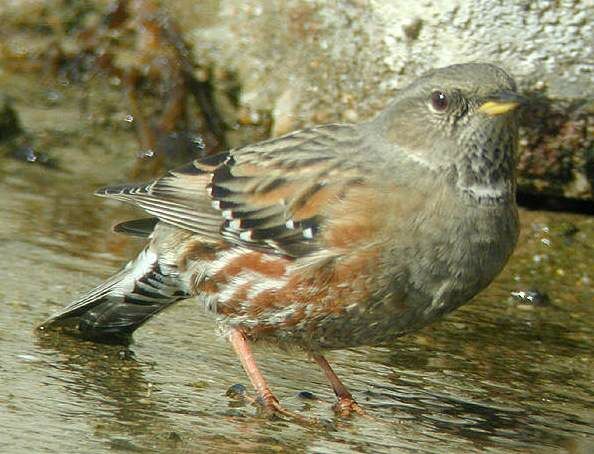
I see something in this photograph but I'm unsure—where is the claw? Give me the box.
[332,397,367,417]
[255,394,316,424]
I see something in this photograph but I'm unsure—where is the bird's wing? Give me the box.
[98,124,369,257]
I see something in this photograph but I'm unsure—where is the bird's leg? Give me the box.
[228,328,295,419]
[313,354,366,417]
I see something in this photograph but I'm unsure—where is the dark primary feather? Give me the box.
[97,124,366,257]
[114,218,159,237]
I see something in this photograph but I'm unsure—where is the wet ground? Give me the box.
[1,74,593,454]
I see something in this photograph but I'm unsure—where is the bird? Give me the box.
[39,62,523,418]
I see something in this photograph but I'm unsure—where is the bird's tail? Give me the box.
[38,247,190,343]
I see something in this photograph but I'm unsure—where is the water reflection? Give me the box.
[34,333,169,450]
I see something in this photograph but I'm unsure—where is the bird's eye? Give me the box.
[430,91,448,112]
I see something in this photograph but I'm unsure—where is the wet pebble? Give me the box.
[226,383,248,399]
[510,289,551,307]
[10,145,57,168]
[297,390,316,400]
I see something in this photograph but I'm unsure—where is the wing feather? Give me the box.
[97,124,367,256]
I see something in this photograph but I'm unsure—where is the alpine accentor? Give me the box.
[40,63,523,417]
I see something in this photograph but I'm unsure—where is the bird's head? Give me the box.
[377,63,523,197]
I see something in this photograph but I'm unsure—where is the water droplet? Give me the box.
[137,149,155,159]
[540,238,552,247]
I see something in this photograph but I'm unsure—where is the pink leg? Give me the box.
[228,328,299,419]
[313,354,366,416]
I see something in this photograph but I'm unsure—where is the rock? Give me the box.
[2,0,591,200]
[180,0,593,201]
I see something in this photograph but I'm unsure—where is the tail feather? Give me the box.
[39,247,190,342]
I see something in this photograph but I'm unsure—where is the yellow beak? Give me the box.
[478,92,524,116]
[478,100,520,116]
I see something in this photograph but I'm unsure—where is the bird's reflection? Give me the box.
[34,330,172,448]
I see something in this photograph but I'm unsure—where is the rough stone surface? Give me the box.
[0,0,592,199]
[184,1,593,116]
[177,0,593,200]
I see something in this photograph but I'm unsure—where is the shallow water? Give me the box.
[1,75,593,454]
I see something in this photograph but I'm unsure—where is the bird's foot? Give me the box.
[258,394,301,419]
[255,394,322,425]
[332,396,367,417]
